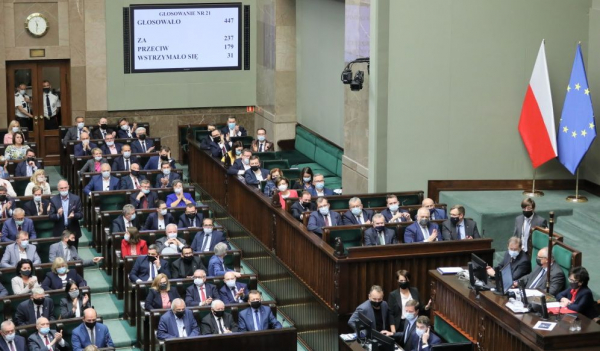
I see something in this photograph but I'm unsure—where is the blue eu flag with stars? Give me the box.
[557,44,596,174]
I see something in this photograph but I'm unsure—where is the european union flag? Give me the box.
[557,44,597,174]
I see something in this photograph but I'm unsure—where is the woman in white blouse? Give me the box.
[11,259,41,294]
[24,169,51,196]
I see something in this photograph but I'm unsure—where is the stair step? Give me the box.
[91,293,125,320]
[84,268,112,293]
[279,303,337,330]
[242,257,288,279]
[259,278,313,304]
[103,319,138,348]
[297,328,339,351]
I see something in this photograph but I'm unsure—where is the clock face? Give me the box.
[25,13,48,37]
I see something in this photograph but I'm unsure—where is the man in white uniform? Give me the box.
[42,80,61,130]
[14,83,33,130]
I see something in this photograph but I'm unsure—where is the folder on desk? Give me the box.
[437,267,463,275]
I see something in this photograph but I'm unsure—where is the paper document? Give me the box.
[546,302,561,308]
[507,288,545,297]
[437,267,463,275]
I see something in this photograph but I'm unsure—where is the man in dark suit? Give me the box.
[219,272,248,304]
[238,290,282,332]
[364,214,398,246]
[49,230,103,267]
[83,163,120,196]
[111,204,140,233]
[342,197,374,225]
[226,149,251,176]
[129,245,171,283]
[190,218,228,252]
[99,134,122,155]
[91,117,115,140]
[251,128,274,153]
[130,127,155,154]
[155,162,180,188]
[27,316,69,350]
[71,308,114,350]
[244,156,270,187]
[201,299,238,334]
[73,132,96,157]
[308,174,336,196]
[155,223,186,253]
[171,245,205,279]
[120,163,146,190]
[116,118,137,139]
[409,316,442,351]
[130,180,158,209]
[513,198,548,252]
[290,191,316,222]
[395,300,420,349]
[487,237,531,281]
[49,180,83,240]
[144,146,176,170]
[15,149,41,177]
[14,288,56,326]
[23,186,50,216]
[200,124,217,150]
[112,144,139,172]
[348,285,395,338]
[422,198,447,220]
[62,116,88,145]
[518,247,565,296]
[185,269,219,307]
[208,130,231,159]
[178,203,203,228]
[0,320,27,351]
[405,208,441,243]
[307,198,342,236]
[381,194,411,223]
[221,116,248,137]
[157,299,200,340]
[1,208,36,242]
[441,205,480,240]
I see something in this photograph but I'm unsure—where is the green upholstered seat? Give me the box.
[531,229,549,269]
[11,179,29,197]
[194,130,211,143]
[263,159,290,171]
[434,315,470,343]
[231,136,254,148]
[34,220,55,238]
[552,245,573,279]
[295,163,336,177]
[254,152,279,161]
[96,194,127,212]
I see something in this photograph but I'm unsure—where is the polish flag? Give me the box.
[518,41,557,168]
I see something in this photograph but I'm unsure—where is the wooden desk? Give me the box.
[429,270,600,350]
[339,338,405,351]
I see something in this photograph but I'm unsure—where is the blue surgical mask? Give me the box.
[388,204,399,212]
[315,182,325,190]
[405,312,417,321]
[416,328,425,337]
[15,220,24,226]
[243,158,249,165]
[142,189,150,194]
[20,240,29,249]
[106,141,114,146]
[102,171,110,178]
[57,267,67,274]
[174,188,182,194]
[225,280,236,288]
[12,127,19,133]
[34,196,42,202]
[4,333,15,342]
[351,208,362,216]
[130,213,136,220]
[228,123,236,129]
[257,135,265,142]
[77,122,85,129]
[508,250,519,258]
[235,149,242,156]
[162,169,171,175]
[124,234,130,242]
[121,124,129,131]
[303,177,311,183]
[168,233,177,239]
[203,227,213,234]
[94,156,102,161]
[123,151,131,158]
[319,207,329,216]
[39,327,50,335]
[161,209,168,216]
[60,190,69,197]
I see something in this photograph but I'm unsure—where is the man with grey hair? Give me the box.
[185,269,218,306]
[342,197,374,225]
[49,230,103,267]
[155,223,187,254]
[307,197,341,236]
[1,320,26,350]
[190,218,228,253]
[1,231,41,268]
[309,173,335,196]
[1,207,36,242]
[219,271,248,304]
[131,126,155,154]
[28,316,69,350]
[111,204,140,233]
[157,298,200,340]
[208,242,238,276]
[49,179,83,243]
[201,299,238,334]
[364,214,398,246]
[404,207,441,243]
[14,287,55,326]
[83,163,120,196]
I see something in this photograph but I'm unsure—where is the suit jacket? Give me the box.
[200,135,214,150]
[14,298,55,326]
[144,156,176,170]
[308,187,336,197]
[185,283,219,306]
[513,213,548,241]
[166,193,195,208]
[49,241,95,267]
[15,160,42,177]
[145,287,180,310]
[251,139,274,153]
[190,230,228,253]
[0,334,27,351]
[157,309,200,340]
[244,168,270,186]
[27,330,69,351]
[91,127,114,140]
[226,158,248,176]
[74,142,97,157]
[117,127,136,139]
[342,209,374,225]
[62,126,83,145]
[238,305,282,331]
[23,199,50,217]
[171,257,207,279]
[0,282,7,297]
[219,282,249,304]
[201,311,238,334]
[143,212,176,231]
[521,263,566,296]
[120,174,147,190]
[381,208,410,223]
[155,172,181,188]
[441,218,480,240]
[41,270,86,290]
[556,286,598,319]
[129,256,171,282]
[306,211,342,235]
[364,227,398,246]
[79,158,108,174]
[1,217,36,242]
[409,330,442,351]
[348,300,394,332]
[0,243,41,268]
[59,296,91,319]
[398,319,419,349]
[71,322,114,350]
[290,201,316,221]
[388,287,422,330]
[404,222,441,243]
[112,155,141,172]
[131,138,154,154]
[208,141,231,159]
[48,193,83,237]
[221,126,248,137]
[111,215,141,234]
[495,250,531,281]
[130,191,159,209]
[155,236,187,253]
[83,175,120,196]
[177,213,204,228]
[100,143,123,156]
[207,255,233,277]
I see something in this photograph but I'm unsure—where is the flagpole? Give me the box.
[523,168,544,197]
[566,168,588,202]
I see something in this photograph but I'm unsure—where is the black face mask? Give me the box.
[175,310,185,319]
[139,134,147,140]
[250,301,262,309]
[570,282,579,290]
[33,298,45,305]
[85,321,96,330]
[43,88,50,94]
[186,213,196,219]
[131,171,140,177]
[21,270,32,277]
[0,195,7,202]
[148,255,157,263]
[27,157,35,163]
[100,124,108,130]
[159,283,168,290]
[370,300,382,308]
[250,166,259,172]
[302,202,311,208]
[523,210,533,218]
[536,258,543,267]
[450,217,460,225]
[160,155,169,161]
[182,256,194,263]
[375,226,385,233]
[213,310,224,318]
[67,240,76,247]
[399,281,410,289]
[213,136,221,143]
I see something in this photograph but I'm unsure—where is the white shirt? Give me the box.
[102,178,110,191]
[176,317,187,337]
[19,249,28,260]
[43,93,61,117]
[420,226,430,241]
[400,292,414,319]
[522,217,532,251]
[157,219,165,230]
[15,93,31,117]
[255,171,264,181]
[316,190,324,196]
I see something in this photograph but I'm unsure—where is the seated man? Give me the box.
[422,198,447,220]
[221,116,248,137]
[513,198,548,252]
[23,186,51,216]
[408,316,442,351]
[190,218,228,252]
[14,287,56,326]
[145,146,176,170]
[290,191,316,222]
[244,155,269,187]
[0,320,27,351]
[226,148,252,176]
[28,316,69,350]
[219,271,247,304]
[71,307,114,350]
[307,197,342,236]
[486,237,531,281]
[129,244,171,283]
[185,269,219,307]
[155,162,180,188]
[208,129,231,159]
[120,163,145,190]
[49,230,103,267]
[404,208,441,243]
[518,247,565,296]
[143,201,176,231]
[1,207,36,242]
[130,127,155,154]
[130,179,158,209]
[15,149,41,177]
[155,223,186,254]
[111,204,141,233]
[342,197,374,225]
[364,214,398,246]
[381,194,411,223]
[73,132,96,157]
[157,298,200,340]
[200,124,217,150]
[83,163,120,196]
[99,134,122,155]
[201,299,238,334]
[441,205,480,240]
[63,116,88,145]
[251,128,274,152]
[347,285,395,337]
[308,174,336,197]
[112,144,140,172]
[178,203,204,228]
[171,246,206,279]
[238,290,282,331]
[91,117,115,140]
[208,242,237,276]
[116,118,137,138]
[1,231,41,268]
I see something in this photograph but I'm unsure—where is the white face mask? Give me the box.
[37,177,45,183]
[160,209,168,216]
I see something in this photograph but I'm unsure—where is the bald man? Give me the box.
[74,132,97,156]
[72,308,114,350]
[422,198,447,220]
[49,180,83,240]
[28,317,69,350]
[404,208,442,243]
[518,247,565,296]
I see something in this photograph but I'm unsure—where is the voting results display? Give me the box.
[130,3,242,73]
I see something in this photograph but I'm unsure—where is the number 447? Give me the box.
[224,18,234,23]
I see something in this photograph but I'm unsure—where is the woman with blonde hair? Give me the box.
[41,257,87,290]
[4,120,22,144]
[144,273,180,310]
[24,169,51,196]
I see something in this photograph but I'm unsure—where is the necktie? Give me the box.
[404,321,410,343]
[201,234,211,252]
[142,197,148,209]
[142,141,146,152]
[90,328,95,344]
[422,227,430,241]
[46,94,52,117]
[217,317,225,334]
[38,202,43,216]
[44,335,53,351]
[530,268,546,289]
[101,130,105,139]
[133,177,139,189]
[379,232,386,245]
[457,224,463,239]
[37,305,42,318]
[254,309,261,331]
[231,288,238,301]
[8,341,15,351]
[259,143,263,152]
[190,218,195,227]
[221,145,226,156]
[357,215,363,224]
[125,159,130,171]
[324,215,330,226]
[150,263,156,279]
[77,129,81,139]
[200,287,206,302]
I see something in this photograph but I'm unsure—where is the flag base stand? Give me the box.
[566,195,588,203]
[523,190,544,197]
